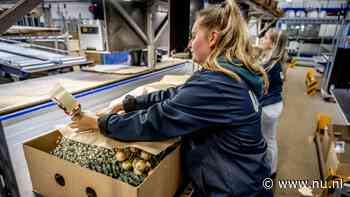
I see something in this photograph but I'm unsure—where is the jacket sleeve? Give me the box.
[98,77,252,141]
[122,86,181,112]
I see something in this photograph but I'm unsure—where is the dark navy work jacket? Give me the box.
[261,61,284,107]
[99,59,272,197]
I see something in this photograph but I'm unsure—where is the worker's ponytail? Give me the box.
[197,0,269,93]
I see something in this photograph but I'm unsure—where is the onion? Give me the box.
[145,161,151,169]
[115,151,127,161]
[133,160,147,175]
[140,151,151,161]
[132,159,139,167]
[121,160,132,171]
[134,168,143,176]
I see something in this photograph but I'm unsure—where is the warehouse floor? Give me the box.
[274,67,344,196]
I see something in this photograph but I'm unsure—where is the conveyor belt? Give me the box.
[0,59,188,115]
[2,62,192,197]
[0,38,89,78]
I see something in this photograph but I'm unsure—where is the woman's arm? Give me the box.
[122,86,181,112]
[98,77,251,141]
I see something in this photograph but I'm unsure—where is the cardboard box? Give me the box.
[24,130,182,197]
[85,51,104,65]
[329,125,350,165]
[330,125,350,143]
[320,125,350,177]
[67,40,80,52]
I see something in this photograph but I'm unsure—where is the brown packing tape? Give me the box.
[59,126,179,155]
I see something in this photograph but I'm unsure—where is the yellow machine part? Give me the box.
[305,69,319,96]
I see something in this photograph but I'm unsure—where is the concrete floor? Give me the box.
[274,67,345,196]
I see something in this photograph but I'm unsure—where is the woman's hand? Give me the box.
[70,112,99,133]
[96,103,124,117]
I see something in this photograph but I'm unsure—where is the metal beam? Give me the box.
[258,18,278,38]
[0,0,42,35]
[154,14,168,43]
[154,18,168,44]
[236,0,276,18]
[147,1,156,68]
[109,1,149,45]
[147,2,155,45]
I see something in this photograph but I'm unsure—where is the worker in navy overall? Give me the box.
[258,28,288,179]
[71,1,272,196]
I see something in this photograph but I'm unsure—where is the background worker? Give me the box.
[258,28,289,178]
